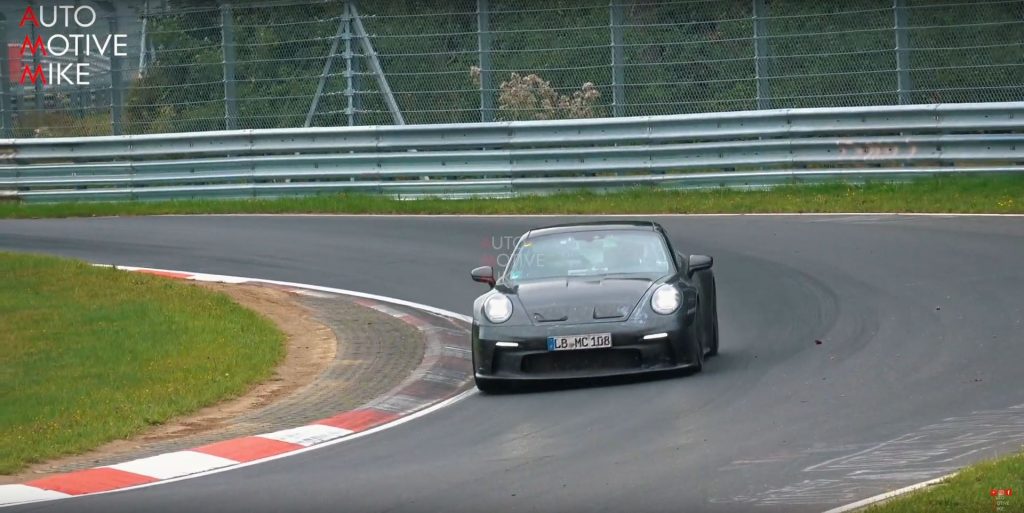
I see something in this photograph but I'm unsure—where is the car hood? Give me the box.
[512,276,658,324]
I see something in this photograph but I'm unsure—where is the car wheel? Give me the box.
[688,314,704,373]
[707,310,720,357]
[702,272,719,357]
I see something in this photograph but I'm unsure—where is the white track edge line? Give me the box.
[112,266,472,324]
[821,472,958,513]
[0,269,477,508]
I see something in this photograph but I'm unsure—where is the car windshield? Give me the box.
[505,229,672,282]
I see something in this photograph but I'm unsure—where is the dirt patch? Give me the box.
[1,282,336,483]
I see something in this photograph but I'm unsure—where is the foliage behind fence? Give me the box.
[2,0,1022,137]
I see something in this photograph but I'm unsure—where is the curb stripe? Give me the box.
[316,409,400,432]
[0,486,69,503]
[106,451,238,481]
[193,437,304,463]
[2,388,476,508]
[26,468,157,495]
[256,425,353,447]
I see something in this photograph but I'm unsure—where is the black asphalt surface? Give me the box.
[1,214,1022,513]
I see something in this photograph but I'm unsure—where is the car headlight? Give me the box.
[651,284,681,315]
[483,294,513,323]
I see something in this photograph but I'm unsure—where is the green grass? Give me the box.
[1,175,1021,219]
[0,253,284,474]
[866,452,1024,513]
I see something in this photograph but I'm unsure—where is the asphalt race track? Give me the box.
[1,214,1022,513]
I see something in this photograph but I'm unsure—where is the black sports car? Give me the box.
[470,221,718,393]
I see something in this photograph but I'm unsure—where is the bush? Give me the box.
[470,66,601,121]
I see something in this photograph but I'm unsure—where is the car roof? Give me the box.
[526,220,662,238]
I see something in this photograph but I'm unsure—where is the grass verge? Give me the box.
[0,253,284,474]
[0,174,1021,219]
[865,452,1023,512]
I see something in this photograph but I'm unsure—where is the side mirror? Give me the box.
[471,266,496,288]
[687,255,713,276]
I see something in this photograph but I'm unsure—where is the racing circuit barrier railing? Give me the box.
[1,102,1023,202]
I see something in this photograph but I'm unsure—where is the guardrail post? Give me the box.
[752,0,770,110]
[109,13,124,135]
[477,0,494,122]
[0,13,12,137]
[221,1,239,130]
[610,1,625,117]
[893,0,913,105]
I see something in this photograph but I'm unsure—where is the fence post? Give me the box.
[610,1,625,117]
[477,0,494,122]
[138,0,150,75]
[30,16,42,113]
[77,37,87,116]
[342,2,354,126]
[893,0,913,105]
[221,1,239,130]
[305,1,348,127]
[350,3,405,125]
[74,0,87,118]
[0,13,11,137]
[752,0,770,110]
[109,14,124,135]
[352,31,361,126]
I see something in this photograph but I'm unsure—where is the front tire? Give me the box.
[687,314,704,373]
[707,310,719,357]
[698,271,719,357]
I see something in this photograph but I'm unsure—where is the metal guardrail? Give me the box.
[0,102,1022,202]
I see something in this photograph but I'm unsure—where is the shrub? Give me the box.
[471,66,601,121]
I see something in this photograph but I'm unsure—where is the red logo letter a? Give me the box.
[20,35,47,56]
[19,6,39,27]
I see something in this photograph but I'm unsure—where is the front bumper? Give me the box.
[472,316,700,381]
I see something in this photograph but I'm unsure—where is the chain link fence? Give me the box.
[2,0,1022,137]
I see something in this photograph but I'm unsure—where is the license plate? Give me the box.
[546,333,612,351]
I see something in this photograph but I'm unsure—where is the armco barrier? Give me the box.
[0,102,1022,202]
